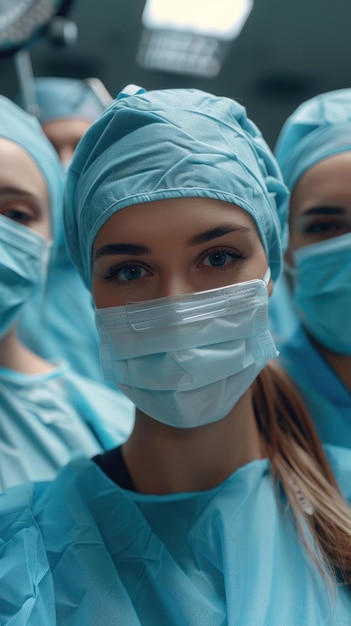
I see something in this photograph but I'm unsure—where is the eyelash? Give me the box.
[101,246,246,283]
[304,221,345,234]
[3,209,33,223]
[199,246,245,267]
[102,261,150,282]
[0,203,38,224]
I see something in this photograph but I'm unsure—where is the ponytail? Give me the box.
[253,360,351,586]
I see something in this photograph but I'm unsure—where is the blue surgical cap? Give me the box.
[64,88,289,287]
[33,78,107,124]
[275,88,351,191]
[0,96,64,241]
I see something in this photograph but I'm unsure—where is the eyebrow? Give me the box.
[0,186,37,198]
[187,224,251,245]
[0,187,41,210]
[94,243,150,259]
[94,223,251,260]
[0,187,43,214]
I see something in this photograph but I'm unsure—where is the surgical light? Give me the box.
[137,0,253,77]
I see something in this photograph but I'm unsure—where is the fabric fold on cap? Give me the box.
[64,88,289,287]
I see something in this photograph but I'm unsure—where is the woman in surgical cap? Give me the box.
[18,76,113,382]
[274,88,351,448]
[0,96,133,491]
[1,87,351,624]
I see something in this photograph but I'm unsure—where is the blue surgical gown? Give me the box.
[0,448,350,624]
[0,362,134,491]
[279,322,351,447]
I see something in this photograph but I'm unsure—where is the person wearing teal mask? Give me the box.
[274,88,351,448]
[0,96,133,490]
[1,87,351,624]
[18,76,114,382]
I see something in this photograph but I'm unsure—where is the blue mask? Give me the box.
[292,232,351,354]
[0,215,51,339]
[95,271,277,429]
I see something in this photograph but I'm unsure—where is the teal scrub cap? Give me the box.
[275,88,351,191]
[64,87,289,288]
[0,96,64,241]
[33,77,107,124]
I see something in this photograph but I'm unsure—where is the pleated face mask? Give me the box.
[95,270,277,429]
[0,215,51,339]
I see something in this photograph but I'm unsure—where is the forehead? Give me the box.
[0,138,42,179]
[0,137,48,198]
[93,197,260,246]
[291,151,351,213]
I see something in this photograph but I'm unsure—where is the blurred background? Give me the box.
[0,0,350,147]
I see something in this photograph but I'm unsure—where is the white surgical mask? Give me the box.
[0,215,51,339]
[292,232,351,354]
[95,269,277,429]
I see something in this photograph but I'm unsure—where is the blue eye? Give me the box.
[208,252,228,266]
[305,222,341,234]
[102,263,149,282]
[119,265,145,281]
[3,209,32,223]
[202,250,238,267]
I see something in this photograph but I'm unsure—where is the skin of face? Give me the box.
[0,138,50,238]
[92,197,272,308]
[287,151,351,261]
[43,118,92,164]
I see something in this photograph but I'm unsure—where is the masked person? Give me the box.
[1,87,351,625]
[275,88,351,448]
[18,77,113,382]
[0,96,133,491]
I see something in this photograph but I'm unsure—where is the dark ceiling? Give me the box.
[0,0,350,148]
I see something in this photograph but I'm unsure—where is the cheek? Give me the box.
[91,276,103,308]
[287,210,303,254]
[43,214,51,240]
[91,272,117,309]
[250,244,270,278]
[35,191,52,240]
[39,211,51,240]
[284,226,296,263]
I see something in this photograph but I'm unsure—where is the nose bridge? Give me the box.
[157,269,195,299]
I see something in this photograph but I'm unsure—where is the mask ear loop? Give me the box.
[263,267,271,284]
